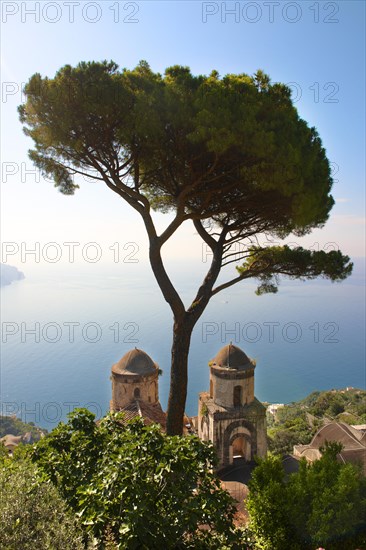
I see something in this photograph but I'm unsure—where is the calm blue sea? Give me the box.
[1,259,365,430]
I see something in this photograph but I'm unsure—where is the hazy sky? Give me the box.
[1,0,365,271]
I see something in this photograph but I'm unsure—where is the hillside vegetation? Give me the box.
[0,415,46,440]
[267,388,366,455]
[1,404,365,549]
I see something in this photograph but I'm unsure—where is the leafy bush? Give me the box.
[247,443,366,550]
[0,448,88,550]
[32,409,242,549]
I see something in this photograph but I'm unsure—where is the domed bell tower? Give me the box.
[198,343,267,469]
[110,348,159,411]
[209,343,255,408]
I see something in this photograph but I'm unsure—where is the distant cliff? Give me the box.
[0,264,25,287]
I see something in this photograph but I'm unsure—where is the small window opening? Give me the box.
[233,385,242,407]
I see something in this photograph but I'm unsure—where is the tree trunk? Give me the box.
[166,316,194,436]
[147,227,223,436]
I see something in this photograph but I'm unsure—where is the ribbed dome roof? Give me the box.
[112,348,158,376]
[212,343,252,370]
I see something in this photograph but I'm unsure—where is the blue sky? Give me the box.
[1,0,365,270]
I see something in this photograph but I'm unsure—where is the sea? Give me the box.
[1,258,365,430]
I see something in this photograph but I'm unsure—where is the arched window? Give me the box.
[233,385,242,407]
[209,379,213,398]
[134,387,140,399]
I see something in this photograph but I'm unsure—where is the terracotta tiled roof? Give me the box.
[138,401,167,429]
[116,401,143,423]
[113,401,196,434]
[0,434,23,447]
[311,422,365,450]
[294,422,366,474]
[115,400,167,430]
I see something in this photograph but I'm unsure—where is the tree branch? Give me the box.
[211,272,251,295]
[158,212,189,246]
[193,219,218,251]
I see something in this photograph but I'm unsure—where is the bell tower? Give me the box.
[110,348,159,411]
[198,343,267,469]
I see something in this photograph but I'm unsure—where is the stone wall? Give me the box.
[111,371,158,410]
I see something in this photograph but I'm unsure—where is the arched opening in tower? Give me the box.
[231,435,251,461]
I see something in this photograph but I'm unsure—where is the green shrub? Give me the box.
[247,443,366,550]
[32,408,242,549]
[0,450,88,550]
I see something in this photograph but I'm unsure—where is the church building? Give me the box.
[110,347,166,428]
[110,343,267,470]
[197,343,267,469]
